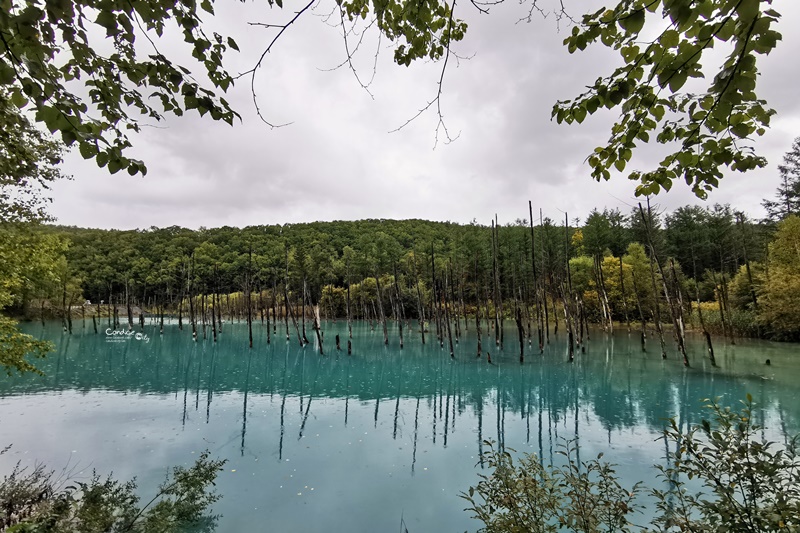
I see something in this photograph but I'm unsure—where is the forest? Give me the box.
[9,189,800,366]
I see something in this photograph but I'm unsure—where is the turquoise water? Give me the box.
[2,320,798,532]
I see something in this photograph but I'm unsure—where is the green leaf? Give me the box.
[668,71,688,92]
[0,60,15,85]
[660,29,679,49]
[735,0,760,22]
[620,9,645,34]
[95,10,118,35]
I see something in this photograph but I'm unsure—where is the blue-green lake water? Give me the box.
[2,320,799,532]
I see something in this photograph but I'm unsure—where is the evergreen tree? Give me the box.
[763,137,800,222]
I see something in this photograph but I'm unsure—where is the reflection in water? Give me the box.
[2,321,799,532]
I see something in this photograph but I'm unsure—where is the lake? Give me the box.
[2,319,799,532]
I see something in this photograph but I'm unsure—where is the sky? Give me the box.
[48,0,800,230]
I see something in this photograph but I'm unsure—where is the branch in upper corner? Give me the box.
[238,0,319,128]
[388,0,462,149]
[517,0,576,27]
[333,7,379,99]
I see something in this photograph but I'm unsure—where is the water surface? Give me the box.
[2,320,798,532]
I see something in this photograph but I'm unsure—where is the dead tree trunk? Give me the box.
[412,247,426,344]
[284,285,303,346]
[630,269,647,352]
[313,304,324,355]
[475,254,483,358]
[247,247,253,349]
[375,274,389,345]
[619,256,631,332]
[515,306,525,364]
[443,276,455,358]
[301,278,309,345]
[394,263,404,349]
[491,219,501,348]
[346,261,353,340]
[126,279,133,330]
[529,201,544,352]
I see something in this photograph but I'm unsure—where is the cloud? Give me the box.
[49,0,800,229]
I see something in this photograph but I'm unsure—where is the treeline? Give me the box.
[18,200,799,353]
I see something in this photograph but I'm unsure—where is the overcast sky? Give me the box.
[48,0,800,230]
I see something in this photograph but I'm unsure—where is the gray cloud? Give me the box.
[50,0,800,229]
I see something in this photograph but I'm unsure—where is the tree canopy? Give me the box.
[762,136,800,221]
[555,0,782,198]
[0,0,240,176]
[0,0,788,194]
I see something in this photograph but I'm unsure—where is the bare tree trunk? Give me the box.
[431,244,443,346]
[284,285,303,346]
[313,304,324,355]
[412,247,426,344]
[475,254,483,358]
[448,261,461,342]
[188,256,197,341]
[564,212,575,349]
[491,219,501,347]
[630,269,647,351]
[247,247,253,349]
[443,275,455,358]
[595,255,613,333]
[515,306,525,364]
[126,279,133,330]
[211,285,218,343]
[394,263,404,349]
[619,256,631,332]
[346,263,353,340]
[375,274,389,345]
[529,202,544,352]
[495,216,505,348]
[560,283,575,362]
[301,278,309,344]
[638,202,686,364]
[201,293,207,340]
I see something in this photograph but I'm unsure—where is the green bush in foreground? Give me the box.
[0,450,226,532]
[462,397,800,532]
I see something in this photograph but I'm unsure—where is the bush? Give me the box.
[0,450,226,532]
[462,397,799,532]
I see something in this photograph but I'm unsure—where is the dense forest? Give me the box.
[10,195,800,358]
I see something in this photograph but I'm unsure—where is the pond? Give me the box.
[2,319,799,532]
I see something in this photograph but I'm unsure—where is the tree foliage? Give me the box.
[1,0,788,195]
[0,0,240,176]
[0,224,67,374]
[554,0,782,197]
[759,215,800,339]
[763,136,800,222]
[0,90,66,222]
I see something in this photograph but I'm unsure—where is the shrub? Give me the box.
[0,450,226,532]
[463,397,799,532]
